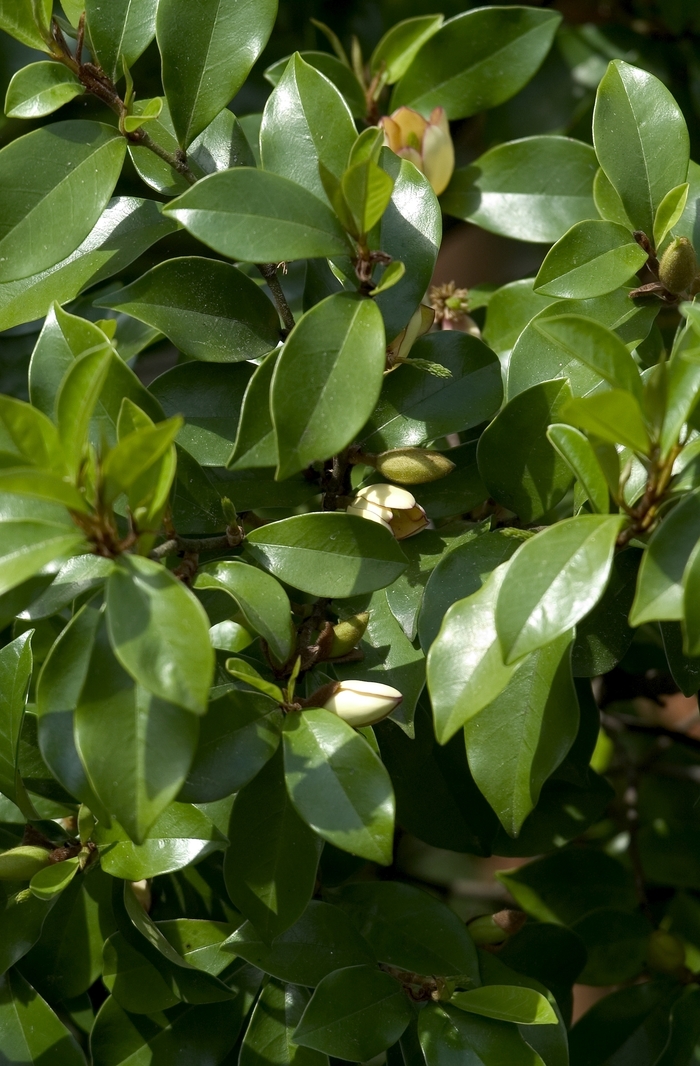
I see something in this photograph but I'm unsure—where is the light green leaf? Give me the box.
[546,424,609,514]
[418,1003,545,1066]
[94,802,225,880]
[0,632,35,818]
[261,53,357,206]
[225,659,284,703]
[0,392,65,470]
[5,61,85,118]
[654,182,689,249]
[391,7,561,119]
[294,965,412,1061]
[86,0,157,80]
[370,15,443,83]
[0,121,126,283]
[562,390,651,454]
[660,318,700,458]
[101,417,181,506]
[156,0,277,146]
[593,59,689,236]
[442,136,597,244]
[282,708,395,864]
[240,979,327,1066]
[0,969,86,1065]
[630,490,700,625]
[427,563,520,744]
[464,632,579,835]
[370,260,405,296]
[0,0,52,50]
[164,168,352,263]
[97,257,280,363]
[123,96,163,132]
[451,986,557,1026]
[0,469,88,512]
[106,555,214,715]
[0,494,86,598]
[533,221,648,300]
[495,515,625,663]
[75,613,198,844]
[272,294,385,479]
[342,159,395,236]
[246,513,407,598]
[56,347,112,474]
[224,747,322,942]
[29,856,80,900]
[535,314,643,400]
[196,560,294,664]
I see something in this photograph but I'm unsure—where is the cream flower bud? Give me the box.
[0,845,51,881]
[355,483,416,509]
[350,483,428,540]
[323,679,403,727]
[380,106,455,196]
[387,303,435,363]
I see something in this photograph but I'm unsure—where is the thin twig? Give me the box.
[256,263,296,333]
[150,527,243,560]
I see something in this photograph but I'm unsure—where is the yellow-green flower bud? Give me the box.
[658,236,698,294]
[323,679,403,727]
[330,613,370,657]
[647,930,686,974]
[374,448,456,485]
[0,845,52,881]
[467,910,527,946]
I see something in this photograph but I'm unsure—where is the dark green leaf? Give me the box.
[228,351,278,470]
[5,60,84,118]
[0,881,56,975]
[94,802,225,880]
[196,560,293,664]
[0,969,86,1065]
[536,315,643,400]
[240,979,328,1066]
[103,931,181,1014]
[630,491,700,625]
[572,548,640,676]
[568,979,679,1066]
[370,15,443,83]
[572,909,650,986]
[0,631,34,817]
[418,1003,544,1066]
[265,51,365,117]
[86,0,157,80]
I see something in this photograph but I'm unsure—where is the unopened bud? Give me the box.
[131,880,152,912]
[374,448,455,485]
[331,613,370,657]
[658,237,698,295]
[647,930,686,974]
[323,679,403,727]
[467,910,527,946]
[221,497,238,524]
[0,845,52,881]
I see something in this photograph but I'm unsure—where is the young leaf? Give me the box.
[593,60,690,235]
[450,986,557,1026]
[562,391,651,455]
[342,159,395,236]
[224,748,322,942]
[495,515,625,663]
[418,1003,545,1066]
[533,221,648,300]
[29,855,80,901]
[391,7,561,119]
[653,182,690,249]
[534,315,643,400]
[85,0,158,81]
[55,347,112,474]
[225,659,285,703]
[155,0,275,146]
[370,15,444,84]
[164,168,352,263]
[195,560,294,664]
[106,555,214,715]
[293,965,412,1061]
[0,494,86,598]
[272,293,386,479]
[547,425,610,514]
[4,61,85,118]
[282,708,395,864]
[0,121,126,283]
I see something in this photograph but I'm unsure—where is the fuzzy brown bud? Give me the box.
[330,613,370,657]
[658,236,698,295]
[374,448,456,485]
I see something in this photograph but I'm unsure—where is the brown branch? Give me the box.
[256,263,296,333]
[150,526,244,560]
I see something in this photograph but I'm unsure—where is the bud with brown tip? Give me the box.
[658,236,698,294]
[467,909,527,947]
[0,845,51,881]
[374,448,455,485]
[330,613,370,657]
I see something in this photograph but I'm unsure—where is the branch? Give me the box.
[256,263,296,333]
[601,710,700,754]
[150,527,243,560]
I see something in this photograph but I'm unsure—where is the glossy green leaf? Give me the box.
[164,167,351,263]
[106,554,214,715]
[563,390,651,455]
[0,0,52,50]
[362,331,501,451]
[0,494,86,598]
[392,7,561,119]
[0,392,65,470]
[241,979,327,1066]
[0,197,177,333]
[94,802,225,880]
[283,707,395,864]
[0,881,56,975]
[86,0,157,80]
[0,468,88,512]
[418,1003,544,1066]
[75,613,199,843]
[224,748,322,941]
[336,881,479,980]
[0,969,86,1065]
[156,0,276,146]
[427,563,520,744]
[225,659,284,703]
[342,159,395,236]
[101,417,180,508]
[196,560,293,664]
[0,632,34,818]
[29,855,80,900]
[0,121,126,283]
[228,350,279,470]
[593,60,690,235]
[224,900,376,985]
[495,515,624,663]
[246,513,407,598]
[654,182,689,248]
[180,689,281,803]
[5,60,84,118]
[534,221,647,300]
[477,378,573,524]
[56,346,112,473]
[98,257,280,363]
[370,259,406,295]
[102,931,181,1014]
[451,986,557,1026]
[535,315,643,400]
[158,918,237,978]
[465,633,579,835]
[261,53,356,205]
[265,51,365,117]
[370,15,443,83]
[294,965,412,1060]
[272,294,385,479]
[442,136,597,244]
[547,425,609,514]
[630,491,700,625]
